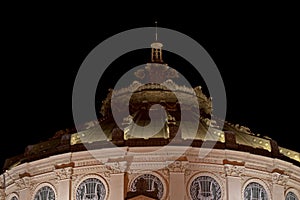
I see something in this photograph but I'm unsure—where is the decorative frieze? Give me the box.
[188,163,224,172]
[127,162,168,173]
[131,156,167,162]
[76,160,103,167]
[190,158,221,164]
[73,165,107,175]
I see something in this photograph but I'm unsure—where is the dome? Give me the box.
[1,39,299,200]
[3,42,299,171]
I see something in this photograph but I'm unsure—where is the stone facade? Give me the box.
[1,147,299,200]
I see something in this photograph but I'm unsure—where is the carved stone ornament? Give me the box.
[272,172,289,185]
[105,161,127,174]
[159,168,169,179]
[15,176,31,190]
[184,169,192,177]
[55,167,73,181]
[224,164,245,177]
[167,161,189,172]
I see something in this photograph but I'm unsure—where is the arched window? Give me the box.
[34,186,55,200]
[286,192,299,200]
[244,182,268,200]
[11,197,18,200]
[190,176,221,200]
[130,174,164,199]
[76,178,106,200]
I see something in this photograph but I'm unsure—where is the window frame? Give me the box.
[6,193,19,200]
[242,179,271,200]
[74,174,109,200]
[32,183,57,200]
[129,172,167,200]
[187,172,224,200]
[285,189,300,200]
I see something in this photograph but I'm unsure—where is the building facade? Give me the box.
[1,146,300,200]
[1,41,299,200]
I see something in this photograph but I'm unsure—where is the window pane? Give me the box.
[244,182,268,200]
[286,192,299,200]
[190,176,221,200]
[130,174,164,199]
[76,178,106,200]
[34,186,55,200]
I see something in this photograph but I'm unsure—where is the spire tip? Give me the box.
[155,21,158,41]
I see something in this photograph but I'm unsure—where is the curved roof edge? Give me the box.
[3,128,300,171]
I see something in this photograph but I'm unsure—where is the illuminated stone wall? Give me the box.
[1,147,300,200]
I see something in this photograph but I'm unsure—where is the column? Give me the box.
[55,167,72,200]
[105,161,127,200]
[18,188,31,199]
[224,164,244,200]
[109,173,124,200]
[272,172,288,200]
[15,176,31,199]
[0,174,4,200]
[0,188,5,200]
[167,161,188,199]
[169,172,185,199]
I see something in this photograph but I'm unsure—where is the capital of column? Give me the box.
[272,172,289,186]
[224,164,245,178]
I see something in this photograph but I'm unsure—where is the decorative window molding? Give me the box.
[242,179,271,200]
[285,188,299,200]
[129,173,166,199]
[74,174,108,200]
[32,183,56,200]
[6,193,19,200]
[187,172,223,200]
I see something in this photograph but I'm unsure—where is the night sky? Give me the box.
[2,5,299,169]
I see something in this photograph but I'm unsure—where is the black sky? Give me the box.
[1,5,299,168]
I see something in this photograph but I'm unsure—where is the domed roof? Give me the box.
[3,42,300,171]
